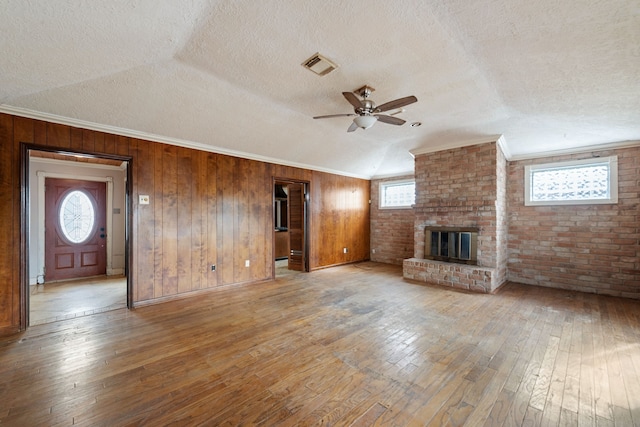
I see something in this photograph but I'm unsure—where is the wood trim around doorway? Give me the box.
[273,178,310,276]
[21,143,133,329]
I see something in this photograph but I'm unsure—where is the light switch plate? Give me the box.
[139,195,150,205]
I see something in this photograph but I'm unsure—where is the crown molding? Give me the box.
[0,105,371,180]
[507,139,640,161]
[495,135,511,160]
[409,134,640,162]
[370,172,415,180]
[410,135,504,158]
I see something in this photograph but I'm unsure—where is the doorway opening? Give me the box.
[274,179,309,277]
[23,146,131,326]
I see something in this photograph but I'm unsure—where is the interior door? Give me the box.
[45,178,107,281]
[287,182,306,271]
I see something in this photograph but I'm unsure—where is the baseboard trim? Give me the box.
[0,324,22,337]
[131,278,272,309]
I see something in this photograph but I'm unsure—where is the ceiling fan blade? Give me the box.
[313,113,356,119]
[375,114,406,125]
[347,122,358,132]
[342,92,362,108]
[375,95,418,113]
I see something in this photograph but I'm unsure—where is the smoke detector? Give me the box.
[302,53,338,76]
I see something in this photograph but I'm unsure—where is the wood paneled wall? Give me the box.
[310,171,370,268]
[0,113,370,335]
[0,114,20,335]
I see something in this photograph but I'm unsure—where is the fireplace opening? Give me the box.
[425,227,478,265]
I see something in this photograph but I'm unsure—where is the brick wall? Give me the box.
[405,141,508,292]
[377,140,639,299]
[508,146,640,298]
[495,143,509,286]
[370,175,415,265]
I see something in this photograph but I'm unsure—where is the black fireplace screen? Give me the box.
[425,228,478,264]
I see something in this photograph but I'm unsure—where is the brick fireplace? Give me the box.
[403,140,508,293]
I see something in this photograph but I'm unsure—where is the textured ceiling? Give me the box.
[1,0,639,178]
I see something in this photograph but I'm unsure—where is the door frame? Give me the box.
[21,143,133,328]
[273,178,310,275]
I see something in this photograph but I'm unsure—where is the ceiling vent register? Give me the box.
[302,53,338,76]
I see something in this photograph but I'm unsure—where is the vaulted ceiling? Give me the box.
[1,1,638,178]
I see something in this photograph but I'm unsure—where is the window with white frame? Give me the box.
[524,156,618,206]
[379,179,415,208]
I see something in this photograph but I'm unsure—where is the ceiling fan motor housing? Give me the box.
[356,99,377,115]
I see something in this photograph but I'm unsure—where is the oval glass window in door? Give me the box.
[59,190,96,243]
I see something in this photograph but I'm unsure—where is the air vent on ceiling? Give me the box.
[302,53,338,76]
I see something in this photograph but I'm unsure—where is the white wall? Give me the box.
[29,157,127,284]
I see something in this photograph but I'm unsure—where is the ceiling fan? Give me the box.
[313,85,418,132]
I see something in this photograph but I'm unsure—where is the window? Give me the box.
[380,179,415,208]
[59,190,96,243]
[525,156,618,206]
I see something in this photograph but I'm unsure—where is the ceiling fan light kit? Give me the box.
[353,115,378,129]
[313,85,417,132]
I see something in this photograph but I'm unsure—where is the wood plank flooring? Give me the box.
[29,276,127,325]
[1,262,639,426]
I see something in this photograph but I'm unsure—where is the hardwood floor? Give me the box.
[29,275,127,325]
[1,262,639,426]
